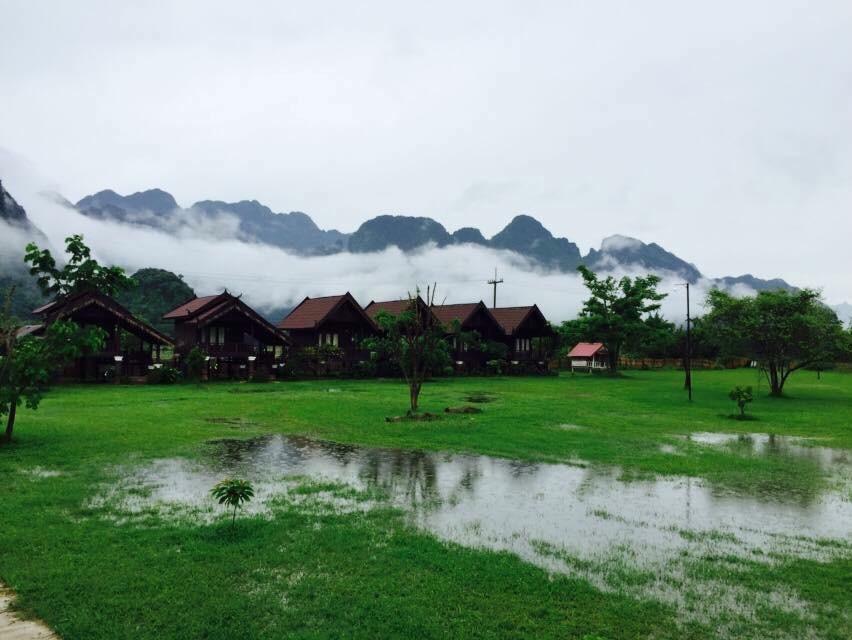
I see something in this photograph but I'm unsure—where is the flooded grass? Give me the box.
[2,371,851,638]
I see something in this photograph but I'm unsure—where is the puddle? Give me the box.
[91,434,852,633]
[682,432,851,471]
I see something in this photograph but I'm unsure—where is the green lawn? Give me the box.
[1,370,850,639]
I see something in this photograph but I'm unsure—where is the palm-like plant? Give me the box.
[210,478,255,528]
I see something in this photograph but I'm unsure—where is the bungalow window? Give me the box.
[208,326,225,345]
[515,338,530,352]
[318,333,339,347]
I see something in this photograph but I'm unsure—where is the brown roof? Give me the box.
[490,306,535,335]
[162,295,221,319]
[278,293,377,331]
[430,303,482,329]
[33,290,173,346]
[364,299,413,319]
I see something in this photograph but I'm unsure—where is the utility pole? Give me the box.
[684,282,693,401]
[487,268,503,309]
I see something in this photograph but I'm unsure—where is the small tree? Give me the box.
[363,288,449,413]
[728,386,754,418]
[185,346,207,382]
[25,234,135,297]
[705,289,844,396]
[576,266,667,373]
[211,478,255,529]
[1,288,105,443]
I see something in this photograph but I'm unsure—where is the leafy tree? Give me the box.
[185,346,207,382]
[728,386,754,418]
[705,289,844,396]
[363,289,449,413]
[25,234,135,298]
[576,266,667,373]
[116,268,195,336]
[210,478,255,529]
[1,288,105,443]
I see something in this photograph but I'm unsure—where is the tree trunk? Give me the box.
[768,363,783,396]
[607,349,618,374]
[409,382,421,413]
[3,402,16,444]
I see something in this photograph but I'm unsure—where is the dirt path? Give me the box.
[0,586,58,639]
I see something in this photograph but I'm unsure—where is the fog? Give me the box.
[1,179,740,324]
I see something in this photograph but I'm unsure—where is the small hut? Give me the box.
[567,342,609,372]
[490,305,554,364]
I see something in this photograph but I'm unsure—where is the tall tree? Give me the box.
[704,288,844,396]
[25,234,134,298]
[576,266,667,373]
[1,288,104,444]
[363,289,449,413]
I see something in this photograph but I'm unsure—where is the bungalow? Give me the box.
[162,291,287,379]
[278,293,378,370]
[567,342,609,372]
[28,289,173,381]
[490,305,554,364]
[431,301,504,370]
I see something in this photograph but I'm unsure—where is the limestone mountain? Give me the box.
[586,235,702,283]
[348,215,452,253]
[490,215,582,271]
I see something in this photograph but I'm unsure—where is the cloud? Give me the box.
[600,235,643,252]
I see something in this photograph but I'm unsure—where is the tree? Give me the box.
[576,266,667,373]
[728,386,753,418]
[25,234,135,298]
[1,288,105,444]
[704,289,844,396]
[363,289,449,413]
[210,478,255,529]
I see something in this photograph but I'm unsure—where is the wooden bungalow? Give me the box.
[28,290,173,381]
[491,305,554,365]
[567,342,609,372]
[431,301,504,370]
[162,291,287,379]
[277,293,378,370]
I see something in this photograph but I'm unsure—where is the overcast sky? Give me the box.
[2,1,851,302]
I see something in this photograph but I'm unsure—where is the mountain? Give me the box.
[490,215,582,271]
[74,189,348,254]
[349,215,452,252]
[831,302,852,327]
[586,235,702,283]
[190,200,347,254]
[0,180,49,318]
[66,186,799,292]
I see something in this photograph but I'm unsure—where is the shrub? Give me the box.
[185,347,207,382]
[485,359,504,375]
[147,365,180,385]
[728,385,754,418]
[210,478,255,529]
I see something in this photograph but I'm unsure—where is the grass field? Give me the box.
[1,370,850,639]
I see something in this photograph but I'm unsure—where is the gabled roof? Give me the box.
[490,305,553,337]
[430,301,500,332]
[277,293,378,331]
[364,299,415,319]
[568,342,606,358]
[163,291,286,344]
[33,290,173,346]
[162,294,221,319]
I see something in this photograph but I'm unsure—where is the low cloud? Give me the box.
[1,185,726,325]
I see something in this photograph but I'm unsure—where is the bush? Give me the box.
[485,359,504,375]
[185,347,207,382]
[728,385,754,418]
[147,365,180,385]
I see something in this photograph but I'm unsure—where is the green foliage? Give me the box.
[705,289,844,396]
[576,266,667,372]
[185,347,207,382]
[210,478,255,528]
[116,268,195,336]
[728,386,754,418]
[1,289,105,443]
[25,234,135,298]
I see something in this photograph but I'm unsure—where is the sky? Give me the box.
[1,0,851,303]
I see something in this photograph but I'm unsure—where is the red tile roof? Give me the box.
[364,299,413,319]
[568,342,606,358]
[162,295,221,319]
